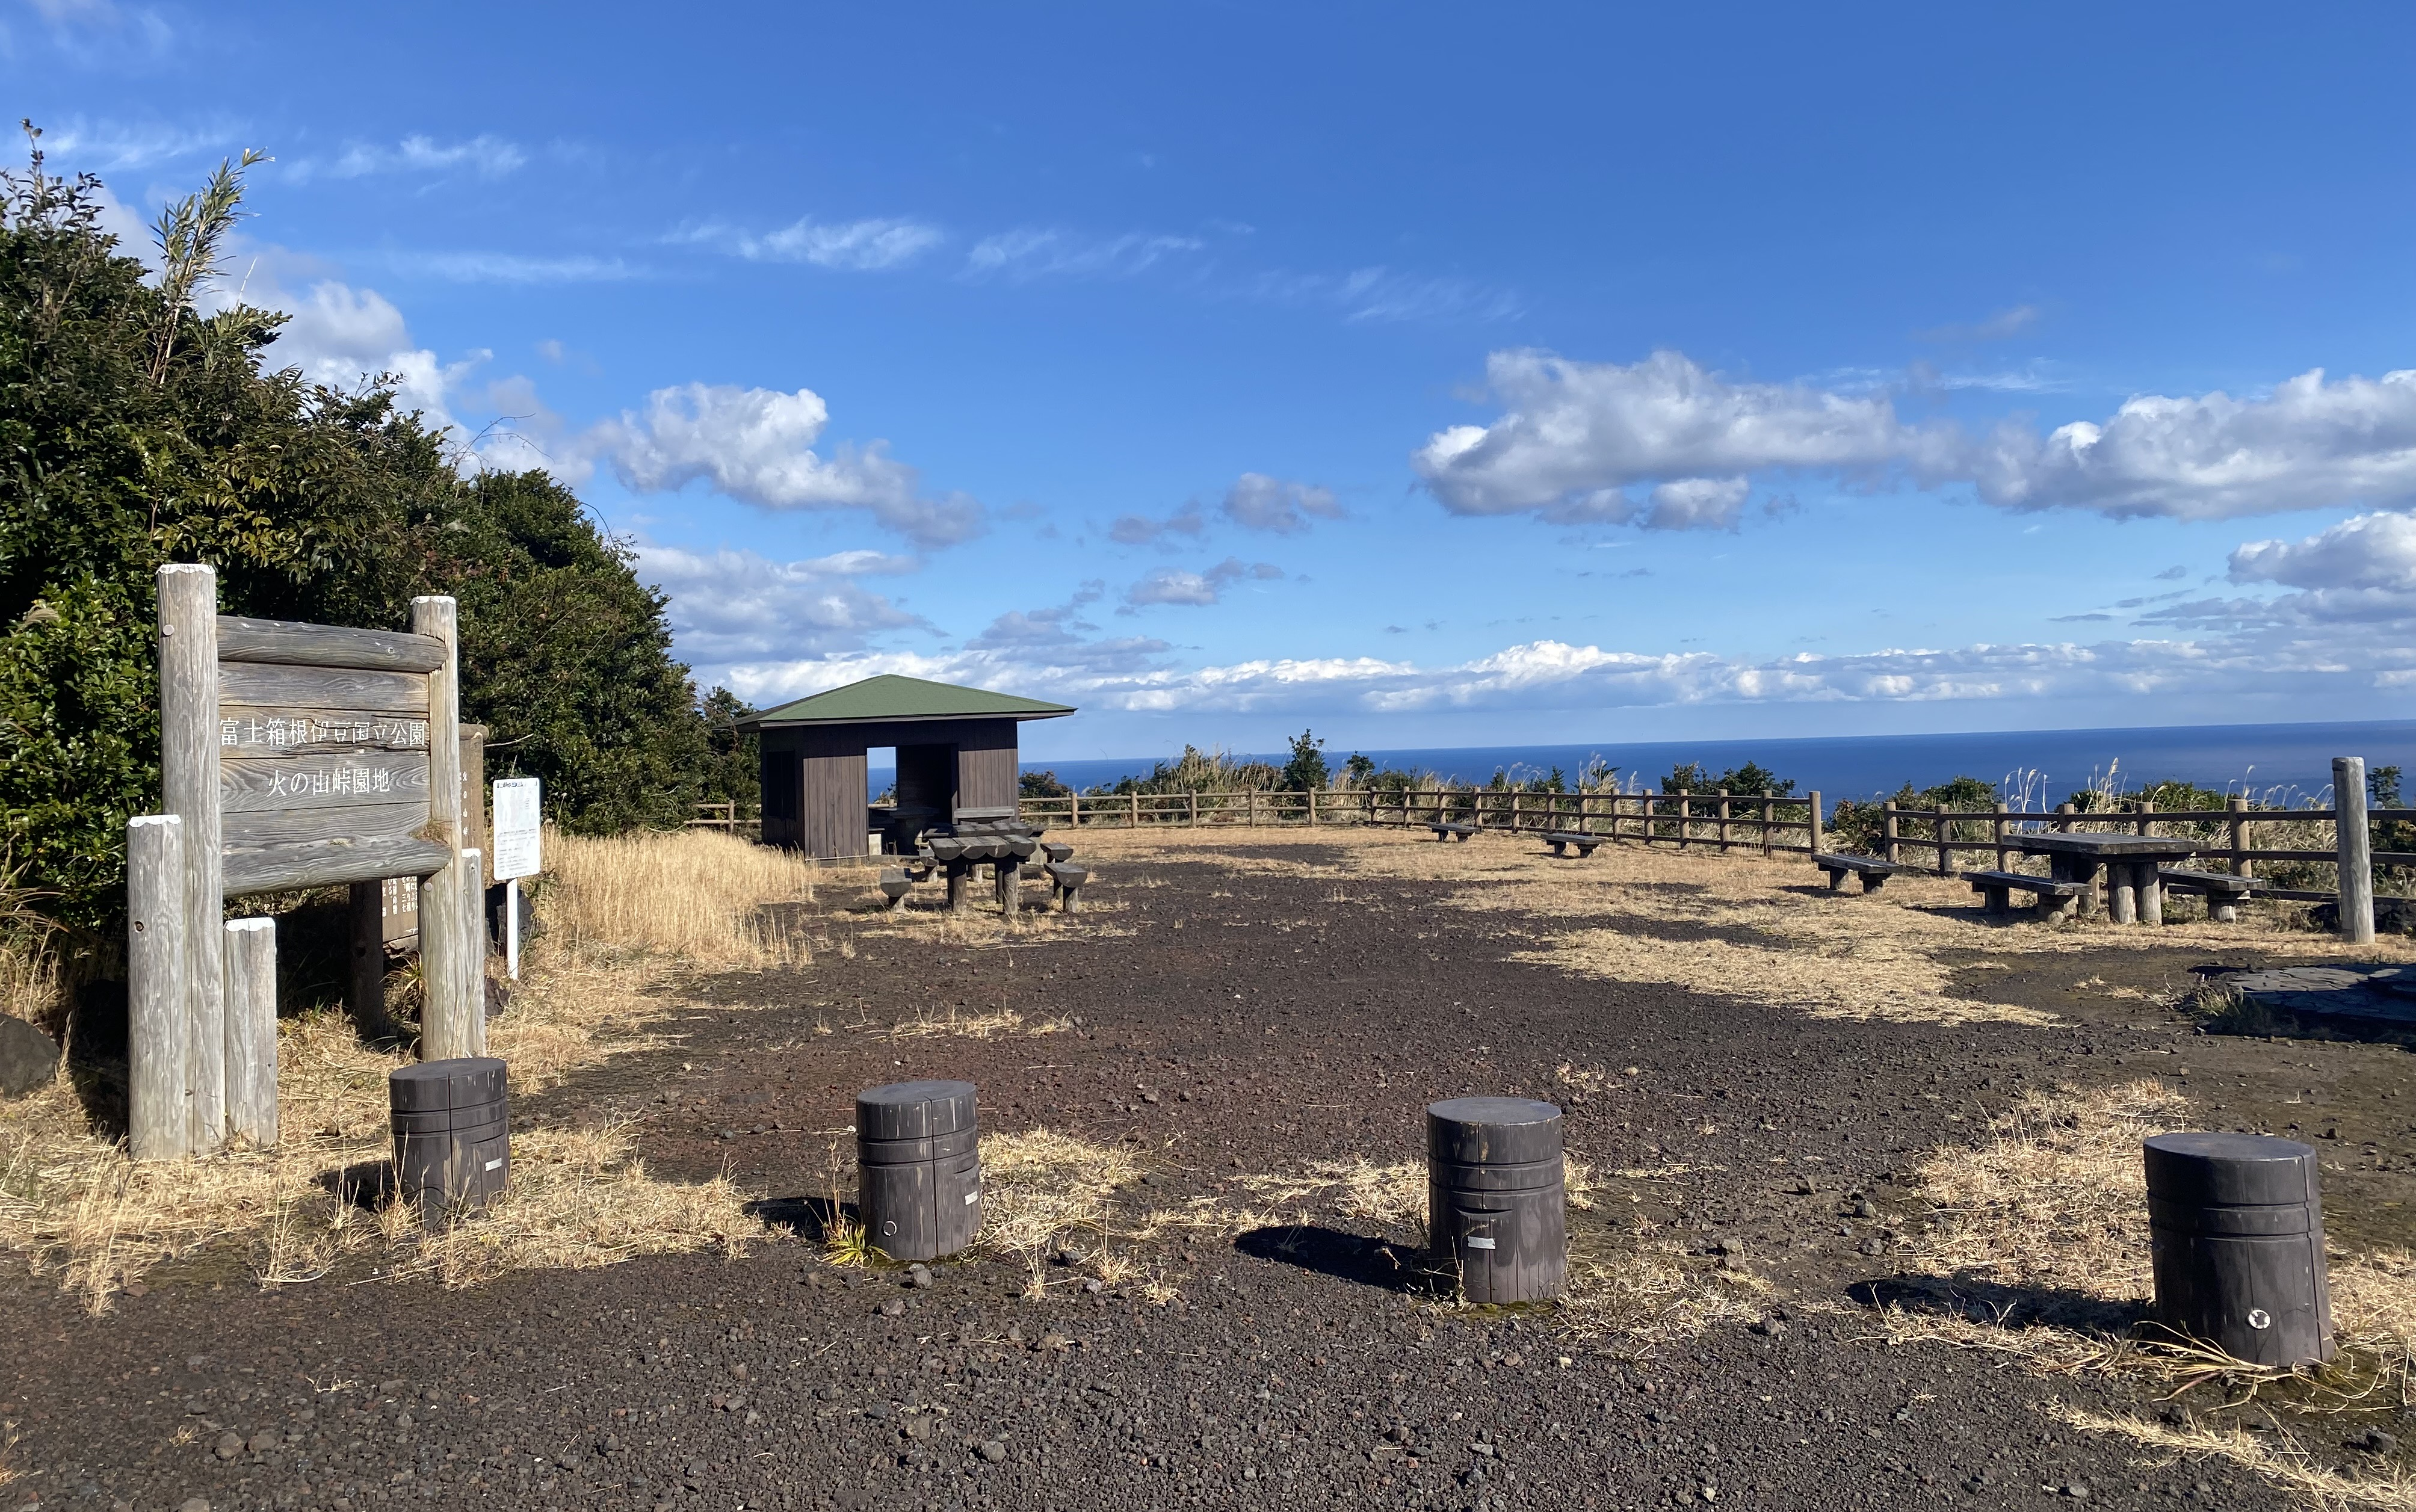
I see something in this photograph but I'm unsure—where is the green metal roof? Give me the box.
[740,674,1076,729]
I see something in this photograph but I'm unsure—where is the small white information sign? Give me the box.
[491,778,543,881]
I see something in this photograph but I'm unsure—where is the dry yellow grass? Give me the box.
[875,1006,1073,1041]
[977,1128,1142,1289]
[543,825,819,966]
[2050,1406,2416,1511]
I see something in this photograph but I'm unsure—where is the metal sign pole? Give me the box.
[505,878,521,981]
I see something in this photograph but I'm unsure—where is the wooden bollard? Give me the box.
[127,815,188,1161]
[2335,756,2376,944]
[857,1079,981,1262]
[2145,1132,2333,1366]
[157,564,224,1152]
[223,918,278,1148]
[1427,1096,1566,1304]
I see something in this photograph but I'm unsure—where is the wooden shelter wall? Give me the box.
[954,720,1019,810]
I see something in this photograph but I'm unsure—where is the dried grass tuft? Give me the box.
[1235,1157,1426,1236]
[876,1006,1072,1041]
[2050,1405,2416,1511]
[978,1129,1140,1291]
[543,825,818,967]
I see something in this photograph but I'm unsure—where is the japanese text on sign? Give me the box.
[263,765,398,799]
[220,715,429,749]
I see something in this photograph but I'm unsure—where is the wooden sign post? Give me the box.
[134,564,472,1159]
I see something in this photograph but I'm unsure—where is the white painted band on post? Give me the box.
[223,917,278,1147]
[127,815,188,1162]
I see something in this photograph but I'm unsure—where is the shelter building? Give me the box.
[738,674,1075,858]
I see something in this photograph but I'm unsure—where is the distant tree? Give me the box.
[1344,752,1375,785]
[697,687,759,812]
[1280,729,1329,792]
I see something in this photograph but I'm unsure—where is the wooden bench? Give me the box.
[1812,852,1907,893]
[1964,868,2084,921]
[2159,868,2258,923]
[877,866,925,912]
[1429,822,1477,842]
[1039,839,1074,864]
[1046,862,1090,914]
[1541,831,1601,858]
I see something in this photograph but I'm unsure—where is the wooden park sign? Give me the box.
[130,564,486,1161]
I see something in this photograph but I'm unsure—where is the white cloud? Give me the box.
[1221,473,1342,534]
[413,252,638,283]
[1123,557,1283,608]
[1418,349,2416,528]
[1246,266,1522,324]
[734,215,942,270]
[633,542,928,665]
[963,227,1203,282]
[1413,349,1936,526]
[585,383,983,548]
[1972,368,2416,520]
[2143,511,2416,630]
[291,134,526,183]
[258,278,477,441]
[41,116,238,171]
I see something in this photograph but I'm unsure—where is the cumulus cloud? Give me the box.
[1971,369,2416,520]
[1122,557,1283,608]
[963,227,1203,282]
[257,277,480,445]
[2137,511,2416,629]
[1221,473,1342,534]
[585,383,983,548]
[632,542,929,665]
[1418,350,2416,528]
[1413,349,1937,526]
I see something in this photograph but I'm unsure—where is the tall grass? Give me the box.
[542,825,818,966]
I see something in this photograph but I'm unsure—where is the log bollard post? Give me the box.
[158,564,225,1151]
[1806,791,1823,857]
[2145,1132,2332,1366]
[127,815,189,1162]
[391,1056,510,1221]
[1427,1096,1566,1304]
[223,918,278,1148]
[2335,756,2376,945]
[857,1079,981,1262]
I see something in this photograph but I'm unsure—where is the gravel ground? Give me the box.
[4,832,2409,1512]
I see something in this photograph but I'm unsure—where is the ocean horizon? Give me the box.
[869,718,2416,807]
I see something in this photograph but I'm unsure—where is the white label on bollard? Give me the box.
[964,1191,980,1205]
[2248,1308,2272,1329]
[1465,1236,1497,1250]
[485,1158,504,1172]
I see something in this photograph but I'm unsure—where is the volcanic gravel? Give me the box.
[5,837,2409,1511]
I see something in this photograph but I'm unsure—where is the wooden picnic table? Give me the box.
[2007,832,2202,924]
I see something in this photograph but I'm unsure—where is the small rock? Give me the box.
[2354,1428,2400,1454]
[2062,1484,2090,1500]
[979,1440,1008,1463]
[731,1363,749,1381]
[1851,1199,1877,1219]
[177,1500,210,1512]
[212,1431,243,1460]
[246,1429,277,1452]
[877,1299,907,1318]
[1385,1424,1412,1444]
[124,1280,149,1298]
[0,1014,61,1099]
[1140,1091,1161,1105]
[903,1415,935,1442]
[1084,1279,1104,1294]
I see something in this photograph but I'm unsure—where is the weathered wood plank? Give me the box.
[414,595,472,1061]
[223,837,451,895]
[224,798,432,851]
[223,917,277,1148]
[127,814,188,1161]
[216,708,433,758]
[220,750,431,812]
[218,661,430,717]
[2338,756,2376,943]
[348,881,387,1031]
[217,615,447,672]
[158,564,224,1152]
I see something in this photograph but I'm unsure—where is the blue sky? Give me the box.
[14,2,2416,760]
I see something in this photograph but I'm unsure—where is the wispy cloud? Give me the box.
[673,214,944,271]
[1122,557,1283,609]
[1915,303,2042,343]
[410,251,640,284]
[1247,265,1522,324]
[287,134,527,184]
[963,227,1205,282]
[40,116,240,171]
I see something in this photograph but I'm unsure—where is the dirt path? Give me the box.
[4,827,2408,1511]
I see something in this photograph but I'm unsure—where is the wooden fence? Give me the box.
[1010,786,1827,856]
[1853,797,2415,903]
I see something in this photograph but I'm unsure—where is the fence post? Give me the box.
[1759,795,1772,857]
[1935,806,1952,876]
[1308,788,1318,825]
[1129,791,1140,829]
[1807,791,1823,856]
[1992,804,2009,871]
[1882,801,1900,864]
[2137,797,2155,838]
[1676,791,1690,849]
[1717,790,1731,853]
[223,917,277,1148]
[2055,801,2074,833]
[2336,756,2376,944]
[2228,795,2249,877]
[1188,791,1199,828]
[128,814,188,1162]
[1071,792,1082,827]
[157,564,224,1151]
[1249,789,1258,827]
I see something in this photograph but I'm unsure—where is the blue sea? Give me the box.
[934,720,2416,807]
